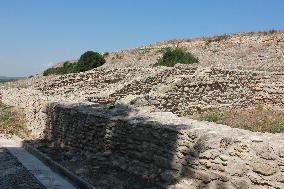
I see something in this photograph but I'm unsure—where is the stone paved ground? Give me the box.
[0,147,45,189]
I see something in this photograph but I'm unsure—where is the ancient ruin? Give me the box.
[1,31,284,188]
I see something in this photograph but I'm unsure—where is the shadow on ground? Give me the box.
[0,147,44,189]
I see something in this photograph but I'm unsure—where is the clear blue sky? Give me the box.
[0,0,284,77]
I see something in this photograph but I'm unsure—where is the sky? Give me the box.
[0,0,284,77]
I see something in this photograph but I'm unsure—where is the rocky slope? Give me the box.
[1,30,284,189]
[50,30,284,72]
[102,30,284,71]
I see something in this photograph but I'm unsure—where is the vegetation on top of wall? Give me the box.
[43,51,106,76]
[154,47,199,67]
[202,105,284,133]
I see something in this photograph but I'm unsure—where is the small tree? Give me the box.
[43,51,106,76]
[154,47,198,67]
[74,51,106,72]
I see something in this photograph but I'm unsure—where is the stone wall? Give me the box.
[27,100,284,188]
[144,66,284,116]
[11,63,284,118]
[1,88,284,188]
[33,67,160,102]
[0,88,51,137]
[6,64,284,119]
[85,65,284,116]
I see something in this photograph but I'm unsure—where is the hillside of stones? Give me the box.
[1,30,284,188]
[50,30,284,72]
[4,30,284,117]
[103,30,284,71]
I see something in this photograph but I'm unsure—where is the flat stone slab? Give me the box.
[0,136,76,189]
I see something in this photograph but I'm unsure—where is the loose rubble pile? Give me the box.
[1,30,284,188]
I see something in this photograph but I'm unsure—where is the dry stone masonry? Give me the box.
[43,103,284,189]
[1,31,284,188]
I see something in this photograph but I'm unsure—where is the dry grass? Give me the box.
[205,34,230,45]
[202,105,284,133]
[0,102,31,138]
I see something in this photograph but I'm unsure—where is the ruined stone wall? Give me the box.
[84,65,284,116]
[3,65,284,131]
[144,66,284,116]
[1,88,284,188]
[15,65,284,117]
[34,67,160,102]
[0,88,51,137]
[41,102,284,188]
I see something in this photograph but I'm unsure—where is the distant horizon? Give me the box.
[1,0,284,77]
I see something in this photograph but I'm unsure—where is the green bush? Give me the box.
[43,51,106,76]
[103,52,109,57]
[154,47,198,67]
[75,51,106,72]
[262,29,277,35]
[205,109,224,123]
[43,61,74,76]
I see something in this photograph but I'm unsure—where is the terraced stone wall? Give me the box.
[1,88,284,188]
[144,67,284,116]
[43,103,284,188]
[2,66,284,136]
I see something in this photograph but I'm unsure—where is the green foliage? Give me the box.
[265,121,284,133]
[262,29,277,35]
[43,61,74,76]
[43,51,106,76]
[157,47,172,54]
[115,54,123,59]
[103,52,109,57]
[154,47,199,67]
[111,54,123,60]
[76,51,105,72]
[205,109,224,123]
[0,80,12,83]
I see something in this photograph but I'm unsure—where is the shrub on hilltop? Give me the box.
[43,51,106,76]
[154,47,199,67]
[75,51,106,72]
[43,61,74,76]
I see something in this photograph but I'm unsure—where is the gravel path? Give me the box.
[0,147,45,189]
